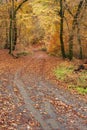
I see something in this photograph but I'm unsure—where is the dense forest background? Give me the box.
[0,1,87,129]
[0,0,87,59]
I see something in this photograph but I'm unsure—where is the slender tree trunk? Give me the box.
[7,11,17,51]
[8,0,28,54]
[68,24,75,60]
[9,15,13,54]
[9,0,14,54]
[13,16,17,50]
[5,21,9,48]
[77,25,83,59]
[8,10,12,50]
[60,0,66,58]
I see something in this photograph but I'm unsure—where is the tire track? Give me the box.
[21,75,87,130]
[14,74,53,130]
[14,68,87,130]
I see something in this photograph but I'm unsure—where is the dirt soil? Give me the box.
[0,49,87,130]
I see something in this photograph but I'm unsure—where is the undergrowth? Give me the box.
[17,52,31,57]
[54,64,87,94]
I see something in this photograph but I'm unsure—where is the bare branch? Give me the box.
[64,0,74,17]
[15,0,28,14]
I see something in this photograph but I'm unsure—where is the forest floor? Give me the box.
[0,47,87,130]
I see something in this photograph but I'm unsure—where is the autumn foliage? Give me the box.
[0,0,87,58]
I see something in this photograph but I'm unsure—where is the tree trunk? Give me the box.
[68,24,75,60]
[9,0,14,54]
[9,14,13,54]
[77,25,83,59]
[68,0,84,60]
[5,21,9,49]
[13,16,17,50]
[8,0,28,54]
[60,0,66,58]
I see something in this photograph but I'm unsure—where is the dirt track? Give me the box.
[0,50,87,130]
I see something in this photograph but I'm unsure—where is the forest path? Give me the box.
[0,49,87,130]
[13,69,87,130]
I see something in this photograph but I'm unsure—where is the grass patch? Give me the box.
[53,64,87,94]
[54,64,74,80]
[76,87,87,94]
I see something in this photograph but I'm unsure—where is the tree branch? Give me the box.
[14,0,28,14]
[64,0,74,17]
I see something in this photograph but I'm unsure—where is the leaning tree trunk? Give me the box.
[68,0,84,60]
[76,1,87,59]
